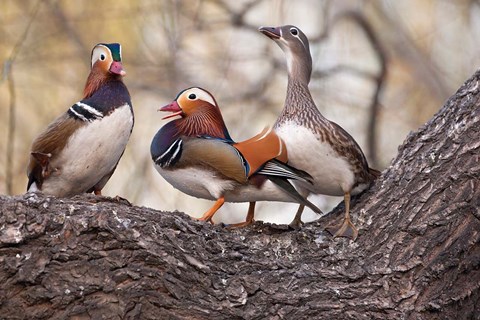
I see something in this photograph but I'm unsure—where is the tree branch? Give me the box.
[1,69,479,318]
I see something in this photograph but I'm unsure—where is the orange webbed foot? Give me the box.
[195,197,225,225]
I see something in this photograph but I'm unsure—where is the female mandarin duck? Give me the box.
[259,25,380,240]
[27,43,133,197]
[150,87,322,225]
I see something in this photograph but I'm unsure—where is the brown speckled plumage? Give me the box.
[260,25,380,239]
[277,77,378,187]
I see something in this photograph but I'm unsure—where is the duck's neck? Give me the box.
[83,70,122,99]
[286,50,311,85]
[275,74,322,127]
[177,106,232,141]
[275,48,323,125]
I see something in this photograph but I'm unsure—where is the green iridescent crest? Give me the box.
[103,43,122,61]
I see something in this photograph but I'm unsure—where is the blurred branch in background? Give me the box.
[335,11,387,168]
[48,0,89,58]
[218,0,266,31]
[4,63,15,195]
[371,2,451,100]
[2,0,41,195]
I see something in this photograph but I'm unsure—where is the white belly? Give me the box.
[155,165,297,203]
[42,104,133,197]
[276,122,354,196]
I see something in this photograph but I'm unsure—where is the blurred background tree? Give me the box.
[1,0,479,224]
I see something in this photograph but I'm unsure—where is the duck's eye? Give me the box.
[100,54,106,61]
[290,28,298,36]
[188,93,196,100]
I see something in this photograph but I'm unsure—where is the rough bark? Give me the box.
[1,71,479,320]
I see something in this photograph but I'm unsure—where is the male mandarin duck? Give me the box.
[150,87,322,225]
[27,43,133,197]
[259,25,380,240]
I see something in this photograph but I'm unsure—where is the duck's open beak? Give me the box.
[159,101,183,120]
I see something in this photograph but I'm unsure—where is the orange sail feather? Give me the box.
[233,127,288,177]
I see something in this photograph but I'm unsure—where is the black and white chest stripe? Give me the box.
[153,138,183,168]
[68,101,104,122]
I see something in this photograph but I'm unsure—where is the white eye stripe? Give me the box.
[284,27,308,51]
[91,45,111,67]
[297,36,307,51]
[183,88,216,106]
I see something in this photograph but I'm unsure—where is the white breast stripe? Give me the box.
[169,140,182,163]
[156,139,181,164]
[69,107,88,122]
[164,140,182,167]
[76,102,103,118]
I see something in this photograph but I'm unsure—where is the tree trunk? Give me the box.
[1,71,479,320]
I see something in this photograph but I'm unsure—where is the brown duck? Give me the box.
[259,25,380,240]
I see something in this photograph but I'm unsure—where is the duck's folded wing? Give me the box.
[179,137,248,184]
[257,159,313,184]
[27,113,83,190]
[233,127,288,177]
